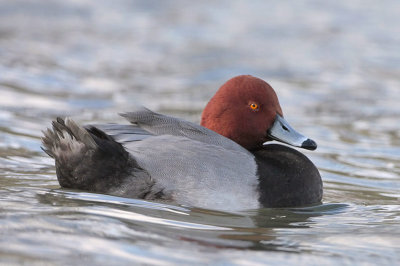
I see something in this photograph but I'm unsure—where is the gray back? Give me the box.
[120,108,249,154]
[96,108,260,210]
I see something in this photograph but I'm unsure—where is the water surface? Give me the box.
[0,0,399,265]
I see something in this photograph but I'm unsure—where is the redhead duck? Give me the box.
[42,75,322,211]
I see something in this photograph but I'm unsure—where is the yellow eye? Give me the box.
[249,103,259,111]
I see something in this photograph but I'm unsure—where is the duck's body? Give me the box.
[42,75,322,211]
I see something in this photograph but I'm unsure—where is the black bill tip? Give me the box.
[301,139,317,150]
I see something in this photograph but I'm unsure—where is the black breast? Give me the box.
[253,144,323,208]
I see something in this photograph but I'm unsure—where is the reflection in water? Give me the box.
[1,0,400,264]
[33,190,350,254]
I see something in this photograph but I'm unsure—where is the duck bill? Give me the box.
[266,114,317,150]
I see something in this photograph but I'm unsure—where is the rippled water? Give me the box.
[1,0,399,265]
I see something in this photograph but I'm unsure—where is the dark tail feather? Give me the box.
[41,118,153,198]
[42,117,96,158]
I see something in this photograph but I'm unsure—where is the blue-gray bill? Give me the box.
[266,114,317,151]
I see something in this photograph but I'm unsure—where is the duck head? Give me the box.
[201,75,317,151]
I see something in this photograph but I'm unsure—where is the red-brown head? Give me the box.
[201,75,317,151]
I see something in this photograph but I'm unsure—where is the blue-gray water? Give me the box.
[1,0,399,265]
